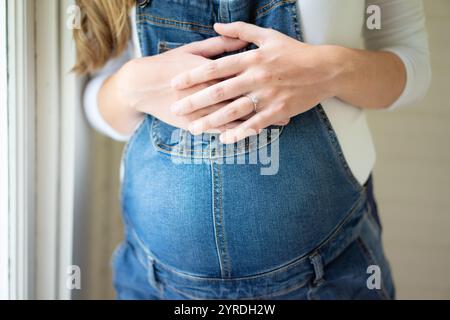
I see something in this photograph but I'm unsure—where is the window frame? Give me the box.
[5,0,36,300]
[1,0,84,300]
[0,0,10,300]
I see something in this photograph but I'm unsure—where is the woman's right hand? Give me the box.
[99,36,248,135]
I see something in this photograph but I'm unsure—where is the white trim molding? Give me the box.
[0,0,10,300]
[6,0,36,300]
[3,0,84,300]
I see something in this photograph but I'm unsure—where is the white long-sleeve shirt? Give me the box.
[84,0,431,186]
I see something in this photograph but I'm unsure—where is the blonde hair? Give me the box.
[73,0,135,75]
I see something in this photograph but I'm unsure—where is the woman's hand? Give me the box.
[169,22,343,143]
[99,36,248,135]
[170,21,407,144]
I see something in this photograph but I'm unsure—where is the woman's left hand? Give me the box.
[170,21,344,143]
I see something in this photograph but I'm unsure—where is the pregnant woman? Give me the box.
[74,0,430,299]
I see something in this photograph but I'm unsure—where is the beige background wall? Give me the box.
[367,0,450,299]
[76,1,450,300]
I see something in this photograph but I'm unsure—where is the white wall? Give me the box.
[79,0,450,300]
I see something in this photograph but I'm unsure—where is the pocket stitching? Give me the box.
[151,117,285,158]
[314,105,364,192]
[120,119,149,206]
[256,0,296,20]
[137,14,216,35]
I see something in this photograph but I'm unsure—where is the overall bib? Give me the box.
[112,0,395,300]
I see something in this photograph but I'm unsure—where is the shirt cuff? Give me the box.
[382,46,431,111]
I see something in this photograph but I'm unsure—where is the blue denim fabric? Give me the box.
[112,0,395,299]
[113,177,394,300]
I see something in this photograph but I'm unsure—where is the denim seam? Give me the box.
[355,236,390,300]
[306,282,320,300]
[117,222,165,297]
[309,253,325,286]
[153,141,259,157]
[151,121,284,155]
[151,126,285,159]
[162,274,312,300]
[120,119,149,206]
[137,2,296,29]
[311,189,367,266]
[158,40,185,53]
[137,13,214,30]
[124,219,170,300]
[127,221,157,263]
[256,0,296,20]
[146,257,165,297]
[257,0,295,14]
[365,201,382,236]
[211,161,226,278]
[137,15,216,35]
[290,0,303,42]
[218,161,232,277]
[140,19,216,35]
[136,11,146,60]
[315,106,364,192]
[218,0,228,24]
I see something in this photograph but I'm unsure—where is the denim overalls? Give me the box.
[112,0,395,300]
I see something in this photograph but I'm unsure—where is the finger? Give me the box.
[216,121,244,132]
[205,127,225,134]
[185,103,225,121]
[188,96,254,135]
[184,103,227,133]
[172,52,252,89]
[214,22,269,47]
[171,75,253,115]
[203,121,244,134]
[219,108,282,144]
[238,115,289,124]
[239,113,254,121]
[274,118,290,126]
[180,36,248,58]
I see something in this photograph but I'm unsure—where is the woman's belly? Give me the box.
[121,112,363,278]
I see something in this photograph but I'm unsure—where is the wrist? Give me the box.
[99,68,144,135]
[321,45,356,99]
[111,64,144,121]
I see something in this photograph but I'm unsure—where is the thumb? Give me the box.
[181,36,248,58]
[214,22,268,47]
